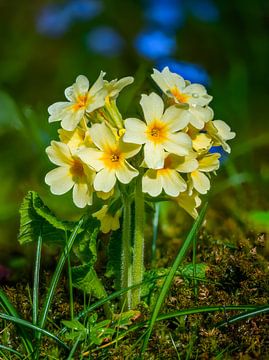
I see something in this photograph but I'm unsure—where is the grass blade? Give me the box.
[0,344,23,359]
[33,232,42,329]
[66,333,82,360]
[216,305,269,328]
[0,312,69,350]
[141,203,208,354]
[38,216,85,335]
[0,288,34,356]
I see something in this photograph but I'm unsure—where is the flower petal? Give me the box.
[89,71,106,95]
[61,107,85,131]
[191,171,210,194]
[115,161,139,184]
[199,153,220,172]
[45,167,73,195]
[188,106,214,129]
[119,139,141,159]
[89,123,117,151]
[163,133,192,156]
[46,141,72,166]
[142,169,162,197]
[144,142,165,169]
[94,168,116,192]
[162,105,190,131]
[78,148,104,171]
[160,169,186,197]
[123,118,147,144]
[140,93,164,124]
[72,182,92,208]
[48,102,69,122]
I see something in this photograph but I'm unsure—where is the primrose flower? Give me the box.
[142,153,198,197]
[104,76,134,100]
[188,153,220,194]
[78,123,141,193]
[58,127,92,151]
[176,191,202,219]
[123,92,192,169]
[48,73,106,131]
[151,67,212,107]
[45,141,95,208]
[93,205,121,233]
[205,120,236,153]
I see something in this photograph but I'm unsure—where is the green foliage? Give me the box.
[105,229,122,290]
[63,315,113,345]
[18,191,76,245]
[72,264,107,299]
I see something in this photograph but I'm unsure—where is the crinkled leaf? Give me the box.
[62,320,86,331]
[18,191,76,245]
[73,218,99,265]
[105,229,121,290]
[72,264,107,299]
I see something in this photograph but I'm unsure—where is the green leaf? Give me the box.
[180,263,207,280]
[0,91,22,133]
[105,229,122,290]
[18,191,76,245]
[62,319,86,331]
[73,218,99,265]
[72,264,107,299]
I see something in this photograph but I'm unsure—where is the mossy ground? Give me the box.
[1,187,269,359]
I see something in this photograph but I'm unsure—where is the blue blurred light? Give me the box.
[36,5,72,37]
[145,0,184,31]
[135,30,176,60]
[156,59,210,86]
[86,26,124,56]
[66,0,102,21]
[187,0,219,22]
[209,146,228,163]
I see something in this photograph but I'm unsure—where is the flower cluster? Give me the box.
[45,67,235,231]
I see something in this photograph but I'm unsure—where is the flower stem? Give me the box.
[132,172,145,308]
[120,193,132,309]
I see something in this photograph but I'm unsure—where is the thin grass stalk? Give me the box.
[37,216,85,339]
[0,313,69,350]
[33,232,42,330]
[0,288,33,357]
[131,173,145,308]
[0,344,24,359]
[65,231,74,321]
[120,193,132,309]
[192,234,198,302]
[141,203,208,354]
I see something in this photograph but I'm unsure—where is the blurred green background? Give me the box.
[0,0,268,275]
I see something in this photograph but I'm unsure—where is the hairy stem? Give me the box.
[132,173,145,308]
[121,193,132,309]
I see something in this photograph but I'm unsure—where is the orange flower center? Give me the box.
[72,94,89,111]
[101,148,123,170]
[146,120,168,144]
[170,87,190,104]
[70,159,85,180]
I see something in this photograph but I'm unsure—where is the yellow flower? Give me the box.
[142,153,198,197]
[58,127,92,151]
[123,92,192,169]
[104,76,134,100]
[176,191,202,219]
[151,67,212,107]
[205,120,236,153]
[45,141,95,208]
[48,73,106,131]
[188,153,220,194]
[78,123,141,193]
[93,205,121,234]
